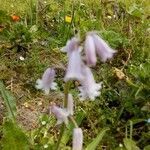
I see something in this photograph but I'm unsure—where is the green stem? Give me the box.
[125,125,128,139]
[55,81,71,150]
[55,124,65,150]
[126,78,139,88]
[65,0,75,41]
[129,120,133,140]
[30,0,33,25]
[114,106,124,127]
[64,81,71,107]
[69,116,78,128]
[35,0,39,25]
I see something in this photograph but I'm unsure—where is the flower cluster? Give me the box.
[85,32,116,65]
[63,32,116,100]
[35,31,116,150]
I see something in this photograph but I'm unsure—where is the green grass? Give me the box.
[0,0,149,149]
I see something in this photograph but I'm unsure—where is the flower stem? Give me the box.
[55,81,71,150]
[55,124,65,150]
[64,81,71,107]
[69,116,78,128]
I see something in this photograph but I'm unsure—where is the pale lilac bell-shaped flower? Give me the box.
[50,93,74,125]
[92,33,116,62]
[84,34,97,66]
[64,47,84,82]
[61,37,80,54]
[50,105,69,125]
[72,128,83,150]
[78,65,102,100]
[67,94,74,115]
[36,68,57,94]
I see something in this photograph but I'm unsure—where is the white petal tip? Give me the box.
[35,79,43,89]
[60,47,67,52]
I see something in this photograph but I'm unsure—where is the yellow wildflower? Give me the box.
[65,16,72,23]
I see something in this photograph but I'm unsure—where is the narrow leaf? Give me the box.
[86,127,109,150]
[0,80,17,120]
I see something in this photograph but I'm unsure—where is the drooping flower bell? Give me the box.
[36,68,57,94]
[61,37,80,54]
[50,104,69,125]
[50,93,74,125]
[92,33,116,62]
[64,38,84,82]
[64,47,84,82]
[78,65,102,100]
[72,128,83,150]
[84,34,97,66]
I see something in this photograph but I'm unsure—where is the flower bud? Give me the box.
[72,128,83,150]
[67,94,74,115]
[50,105,69,125]
[84,35,97,66]
[92,34,116,62]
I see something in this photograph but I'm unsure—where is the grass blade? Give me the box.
[86,127,109,150]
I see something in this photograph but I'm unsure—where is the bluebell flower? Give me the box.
[73,128,83,150]
[36,68,57,94]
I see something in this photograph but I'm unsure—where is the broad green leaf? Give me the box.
[86,127,109,150]
[123,138,140,150]
[1,120,30,150]
[0,80,17,120]
[61,111,86,145]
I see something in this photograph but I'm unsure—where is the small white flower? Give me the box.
[107,15,112,19]
[43,144,48,149]
[36,68,57,94]
[78,65,102,100]
[84,34,97,66]
[50,105,69,125]
[67,94,74,115]
[119,143,123,147]
[41,121,46,125]
[72,128,83,150]
[19,56,25,61]
[92,33,116,62]
[113,15,116,18]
